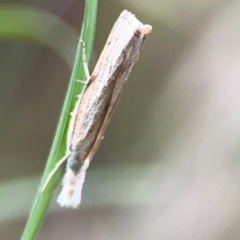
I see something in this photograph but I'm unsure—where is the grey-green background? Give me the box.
[1,0,240,239]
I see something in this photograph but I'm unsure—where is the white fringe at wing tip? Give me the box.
[57,159,90,208]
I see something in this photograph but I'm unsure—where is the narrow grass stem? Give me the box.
[21,1,98,239]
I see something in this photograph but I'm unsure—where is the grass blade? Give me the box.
[21,1,98,239]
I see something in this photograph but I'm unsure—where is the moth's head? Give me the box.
[68,155,82,173]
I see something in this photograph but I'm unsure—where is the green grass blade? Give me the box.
[20,1,98,239]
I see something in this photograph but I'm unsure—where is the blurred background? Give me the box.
[1,0,240,239]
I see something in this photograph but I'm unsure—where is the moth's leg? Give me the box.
[80,40,90,79]
[41,154,69,192]
[76,40,91,86]
[77,80,86,84]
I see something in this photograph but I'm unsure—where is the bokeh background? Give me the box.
[1,0,240,239]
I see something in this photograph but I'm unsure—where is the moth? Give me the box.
[42,10,152,208]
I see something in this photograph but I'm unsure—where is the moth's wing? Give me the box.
[67,74,97,148]
[83,33,149,163]
[71,11,151,163]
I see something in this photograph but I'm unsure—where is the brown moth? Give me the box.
[42,10,152,208]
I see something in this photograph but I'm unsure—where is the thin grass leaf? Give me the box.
[20,1,98,239]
